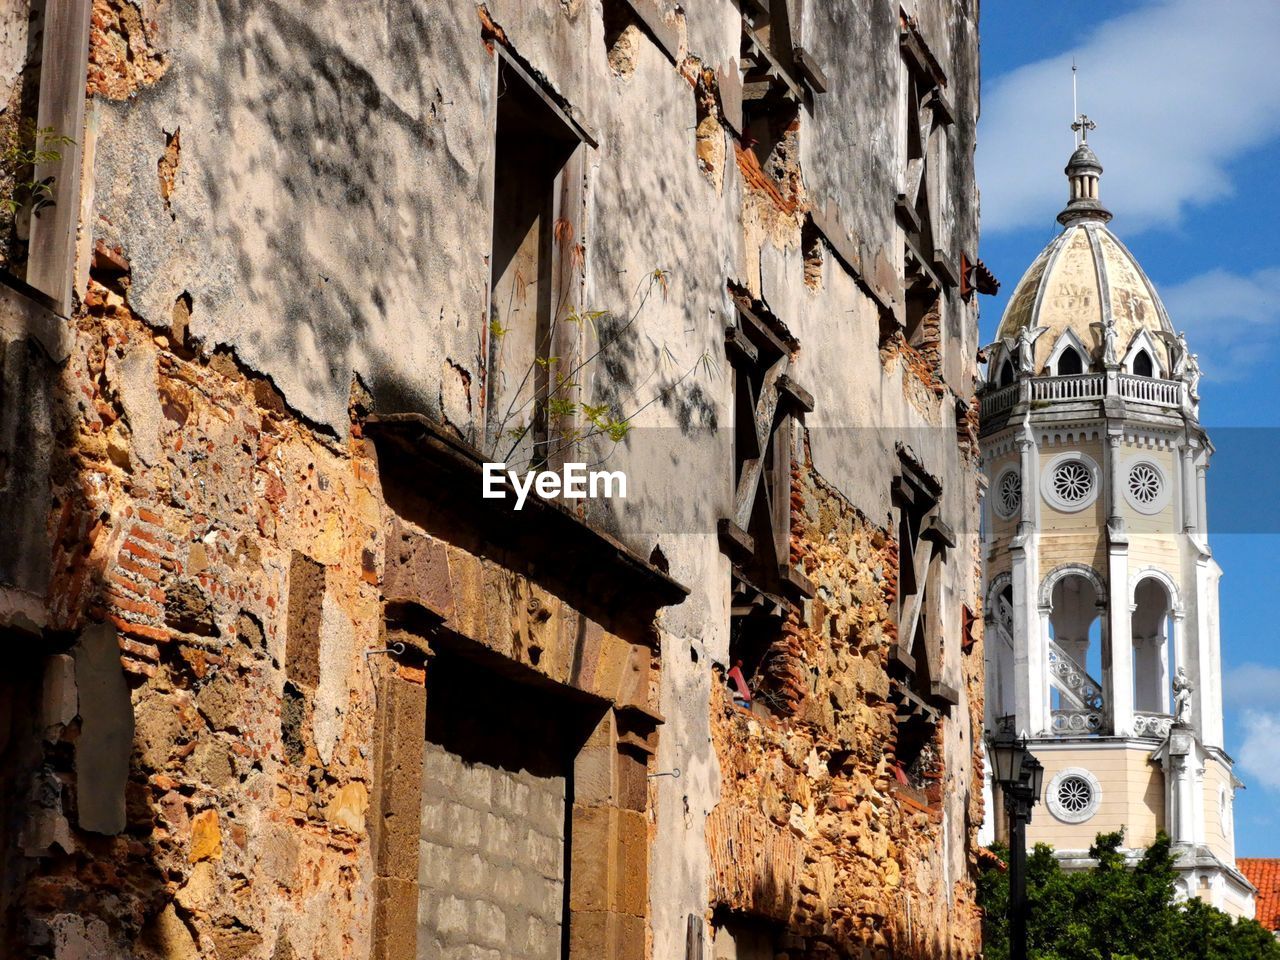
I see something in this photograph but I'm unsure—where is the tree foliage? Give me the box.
[978,831,1279,960]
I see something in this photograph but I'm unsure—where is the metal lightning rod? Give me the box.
[1072,60,1079,145]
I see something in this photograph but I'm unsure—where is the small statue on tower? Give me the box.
[1173,666,1194,725]
[1101,317,1118,366]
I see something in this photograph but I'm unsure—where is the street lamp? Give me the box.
[987,726,1045,960]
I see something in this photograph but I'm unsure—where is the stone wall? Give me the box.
[0,268,383,958]
[706,444,986,959]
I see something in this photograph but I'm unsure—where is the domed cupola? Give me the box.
[1058,140,1110,225]
[987,130,1190,393]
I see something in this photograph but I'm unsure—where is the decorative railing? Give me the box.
[980,383,1018,418]
[1133,712,1174,740]
[979,373,1186,420]
[1118,374,1182,406]
[1048,639,1105,712]
[1030,373,1105,402]
[1052,709,1105,735]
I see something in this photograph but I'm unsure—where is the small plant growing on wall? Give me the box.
[0,119,73,273]
[487,220,718,477]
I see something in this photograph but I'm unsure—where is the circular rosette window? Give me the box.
[1123,459,1171,515]
[1046,767,1102,824]
[994,467,1022,520]
[1041,453,1101,512]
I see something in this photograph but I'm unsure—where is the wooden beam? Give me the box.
[27,0,92,314]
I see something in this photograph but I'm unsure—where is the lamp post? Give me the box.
[988,727,1045,960]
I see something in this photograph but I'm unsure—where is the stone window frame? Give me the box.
[888,446,959,733]
[894,9,957,370]
[1045,766,1102,824]
[3,1,92,314]
[1122,456,1171,515]
[718,291,814,708]
[369,618,658,960]
[993,464,1021,520]
[482,42,597,462]
[1040,451,1101,513]
[718,291,814,604]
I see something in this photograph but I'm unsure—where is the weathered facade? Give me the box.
[1,2,992,958]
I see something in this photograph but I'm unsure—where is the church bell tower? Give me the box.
[978,121,1255,916]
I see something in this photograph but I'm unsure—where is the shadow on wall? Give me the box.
[96,0,482,434]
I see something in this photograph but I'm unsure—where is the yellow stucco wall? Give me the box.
[1024,743,1164,852]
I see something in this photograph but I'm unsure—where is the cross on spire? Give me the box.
[1072,113,1096,145]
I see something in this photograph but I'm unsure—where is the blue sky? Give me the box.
[978,0,1280,856]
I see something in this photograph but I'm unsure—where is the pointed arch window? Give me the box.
[1133,349,1154,378]
[1056,346,1083,376]
[997,359,1014,387]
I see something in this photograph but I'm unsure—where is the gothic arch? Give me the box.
[1039,563,1108,610]
[1122,329,1164,378]
[1045,328,1091,376]
[987,342,1014,388]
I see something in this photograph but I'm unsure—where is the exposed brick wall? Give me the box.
[6,275,383,957]
[707,438,985,960]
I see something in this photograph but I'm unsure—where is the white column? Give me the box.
[1192,759,1207,847]
[1165,729,1197,846]
[1106,436,1133,736]
[1012,435,1046,736]
[1158,622,1172,714]
[1107,548,1133,737]
[1195,558,1225,749]
[1106,430,1124,532]
[1197,463,1208,535]
[1181,442,1198,533]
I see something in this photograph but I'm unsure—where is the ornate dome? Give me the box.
[995,141,1174,373]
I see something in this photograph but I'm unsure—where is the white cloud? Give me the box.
[979,0,1280,235]
[1224,662,1280,710]
[1159,267,1280,381]
[1239,710,1280,792]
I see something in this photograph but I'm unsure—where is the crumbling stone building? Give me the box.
[0,1,994,958]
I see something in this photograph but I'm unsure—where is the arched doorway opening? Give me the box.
[987,580,1016,720]
[1057,346,1084,376]
[1047,572,1106,735]
[1132,577,1175,714]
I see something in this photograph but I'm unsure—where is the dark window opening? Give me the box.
[1056,345,1084,376]
[1133,349,1154,378]
[719,296,813,713]
[998,359,1014,388]
[888,451,954,780]
[710,908,785,960]
[487,55,583,466]
[0,645,45,954]
[739,1,821,204]
[903,269,943,371]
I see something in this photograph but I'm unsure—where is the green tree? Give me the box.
[979,831,1279,960]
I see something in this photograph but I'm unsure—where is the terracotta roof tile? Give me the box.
[1239,858,1280,930]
